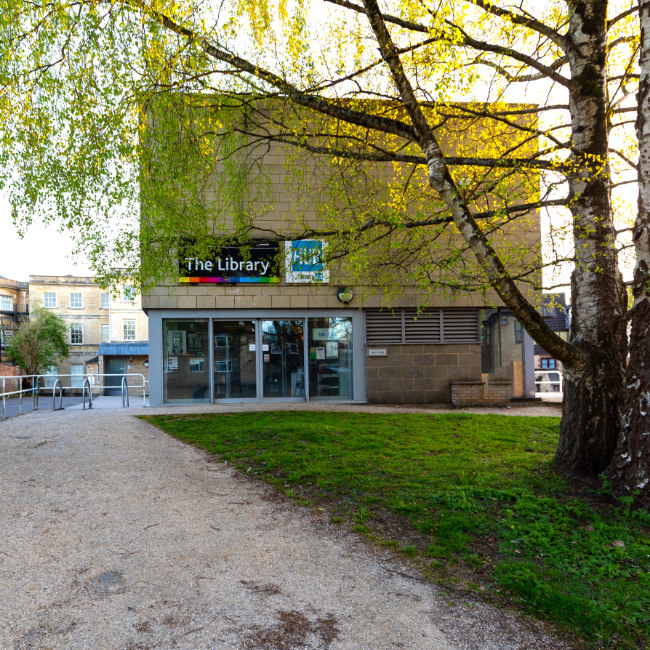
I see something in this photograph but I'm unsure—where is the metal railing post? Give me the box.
[82,377,93,410]
[121,376,130,408]
[33,376,38,410]
[52,378,64,411]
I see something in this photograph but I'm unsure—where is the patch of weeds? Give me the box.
[352,524,371,534]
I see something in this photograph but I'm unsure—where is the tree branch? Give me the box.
[358,0,577,365]
[466,0,568,51]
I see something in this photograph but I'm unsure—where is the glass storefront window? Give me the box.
[262,320,305,398]
[213,321,257,399]
[163,319,209,402]
[308,317,352,400]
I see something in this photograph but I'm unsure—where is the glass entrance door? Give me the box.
[213,321,257,400]
[262,320,305,398]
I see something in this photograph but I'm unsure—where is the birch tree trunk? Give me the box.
[554,0,628,475]
[607,0,650,508]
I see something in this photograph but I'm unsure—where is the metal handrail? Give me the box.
[82,377,93,410]
[1,375,39,420]
[535,369,563,393]
[1,372,147,418]
[52,378,64,411]
[121,376,130,408]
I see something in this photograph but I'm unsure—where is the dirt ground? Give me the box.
[0,403,572,649]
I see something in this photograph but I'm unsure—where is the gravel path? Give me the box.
[0,404,571,649]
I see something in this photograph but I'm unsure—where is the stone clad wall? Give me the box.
[365,344,482,404]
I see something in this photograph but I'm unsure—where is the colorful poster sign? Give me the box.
[179,241,280,284]
[285,240,329,284]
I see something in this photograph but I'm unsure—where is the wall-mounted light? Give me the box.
[336,286,354,304]
[143,361,150,368]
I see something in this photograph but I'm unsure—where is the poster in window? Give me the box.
[326,341,338,359]
[188,333,203,353]
[167,356,179,372]
[167,330,187,355]
[316,347,326,360]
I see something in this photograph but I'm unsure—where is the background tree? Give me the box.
[7,306,69,378]
[1,0,648,505]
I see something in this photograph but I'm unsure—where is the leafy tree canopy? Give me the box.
[7,305,69,376]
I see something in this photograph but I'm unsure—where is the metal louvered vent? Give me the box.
[365,310,403,344]
[366,308,479,345]
[442,308,480,343]
[404,309,441,343]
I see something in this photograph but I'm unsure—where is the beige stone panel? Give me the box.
[234,295,255,309]
[157,296,179,309]
[359,294,384,308]
[177,296,198,309]
[197,296,217,309]
[243,286,268,296]
[215,296,236,309]
[225,286,244,295]
[185,287,209,297]
[290,295,309,308]
[325,295,344,308]
[252,296,272,308]
[271,295,291,308]
[307,295,329,309]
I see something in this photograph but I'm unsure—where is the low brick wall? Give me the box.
[486,380,514,406]
[366,344,482,404]
[450,380,484,407]
[0,363,26,392]
[450,379,513,407]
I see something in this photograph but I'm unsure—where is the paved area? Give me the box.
[1,395,86,420]
[0,404,569,649]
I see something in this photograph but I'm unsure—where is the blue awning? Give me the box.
[99,342,149,356]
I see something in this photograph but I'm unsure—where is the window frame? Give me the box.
[101,323,110,343]
[70,364,84,388]
[70,323,83,345]
[100,293,110,309]
[123,319,136,341]
[44,292,57,308]
[0,295,12,311]
[69,292,83,309]
[122,286,136,303]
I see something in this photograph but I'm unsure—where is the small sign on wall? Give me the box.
[285,240,329,284]
[367,348,387,357]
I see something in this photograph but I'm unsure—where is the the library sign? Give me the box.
[179,242,280,284]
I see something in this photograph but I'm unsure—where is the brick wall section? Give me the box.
[0,363,27,393]
[450,381,484,407]
[450,379,513,407]
[365,343,482,404]
[486,380,513,406]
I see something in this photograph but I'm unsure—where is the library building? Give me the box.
[142,99,538,407]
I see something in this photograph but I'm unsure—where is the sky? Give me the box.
[0,194,92,282]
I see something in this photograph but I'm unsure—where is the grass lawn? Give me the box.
[142,411,650,648]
